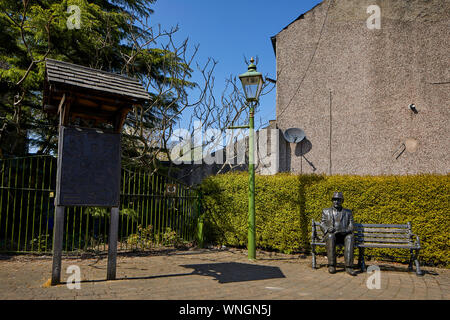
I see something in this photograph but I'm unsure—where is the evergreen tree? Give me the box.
[0,0,194,168]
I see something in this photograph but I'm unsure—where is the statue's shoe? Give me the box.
[346,267,357,276]
[328,266,336,274]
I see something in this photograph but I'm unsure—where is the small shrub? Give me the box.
[127,225,154,249]
[162,227,184,247]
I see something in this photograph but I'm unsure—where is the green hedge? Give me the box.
[200,173,450,266]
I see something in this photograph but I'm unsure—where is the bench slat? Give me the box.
[315,231,410,236]
[356,237,411,244]
[354,227,408,233]
[314,230,409,236]
[357,243,418,249]
[355,233,410,239]
[313,237,411,243]
[354,223,409,228]
[312,242,419,249]
[314,222,409,228]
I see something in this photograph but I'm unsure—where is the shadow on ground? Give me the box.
[180,262,286,283]
[68,262,285,286]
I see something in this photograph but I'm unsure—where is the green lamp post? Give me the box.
[238,57,264,260]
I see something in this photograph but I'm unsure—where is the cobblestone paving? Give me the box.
[0,248,449,300]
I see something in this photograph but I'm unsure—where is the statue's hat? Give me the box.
[332,192,344,200]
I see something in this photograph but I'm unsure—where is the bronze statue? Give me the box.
[320,192,357,276]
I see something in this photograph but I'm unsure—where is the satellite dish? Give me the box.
[283,128,306,143]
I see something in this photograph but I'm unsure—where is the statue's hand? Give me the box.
[327,226,335,234]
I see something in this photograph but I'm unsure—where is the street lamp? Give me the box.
[238,57,264,260]
[239,58,264,103]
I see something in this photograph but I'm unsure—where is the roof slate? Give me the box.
[45,58,150,101]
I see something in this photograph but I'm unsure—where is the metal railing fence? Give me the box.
[0,155,200,254]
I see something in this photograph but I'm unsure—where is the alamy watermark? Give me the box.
[67,5,81,30]
[169,121,279,170]
[66,265,81,290]
[366,265,381,290]
[367,5,381,30]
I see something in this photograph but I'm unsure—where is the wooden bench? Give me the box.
[311,220,423,276]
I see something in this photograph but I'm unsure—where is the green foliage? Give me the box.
[120,207,139,221]
[126,225,186,249]
[83,206,139,220]
[29,234,52,252]
[161,227,183,247]
[0,0,194,163]
[200,173,450,266]
[127,224,154,249]
[84,207,109,217]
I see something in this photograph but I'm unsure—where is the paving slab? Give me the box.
[0,248,449,300]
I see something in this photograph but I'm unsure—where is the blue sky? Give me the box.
[150,0,323,129]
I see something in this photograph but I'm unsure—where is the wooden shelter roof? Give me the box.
[43,59,149,132]
[44,58,150,101]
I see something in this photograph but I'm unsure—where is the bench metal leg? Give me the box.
[414,249,423,276]
[311,245,316,269]
[358,247,362,269]
[409,249,423,276]
[358,247,366,272]
[409,249,414,271]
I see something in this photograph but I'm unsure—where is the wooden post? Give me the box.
[51,97,66,286]
[51,206,65,285]
[107,207,119,280]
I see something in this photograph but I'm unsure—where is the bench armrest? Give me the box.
[410,233,421,248]
[311,219,317,241]
[311,219,322,243]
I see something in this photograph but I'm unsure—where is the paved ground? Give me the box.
[0,247,449,300]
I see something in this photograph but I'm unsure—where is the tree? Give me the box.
[0,1,276,179]
[0,0,193,162]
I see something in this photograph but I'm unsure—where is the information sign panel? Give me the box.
[55,126,121,207]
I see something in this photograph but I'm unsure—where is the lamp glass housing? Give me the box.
[239,61,264,102]
[240,75,263,102]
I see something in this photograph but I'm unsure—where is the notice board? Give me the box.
[55,126,121,207]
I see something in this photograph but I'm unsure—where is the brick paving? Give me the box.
[0,247,449,300]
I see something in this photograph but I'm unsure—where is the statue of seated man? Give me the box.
[320,192,357,276]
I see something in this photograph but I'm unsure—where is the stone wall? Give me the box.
[168,124,282,185]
